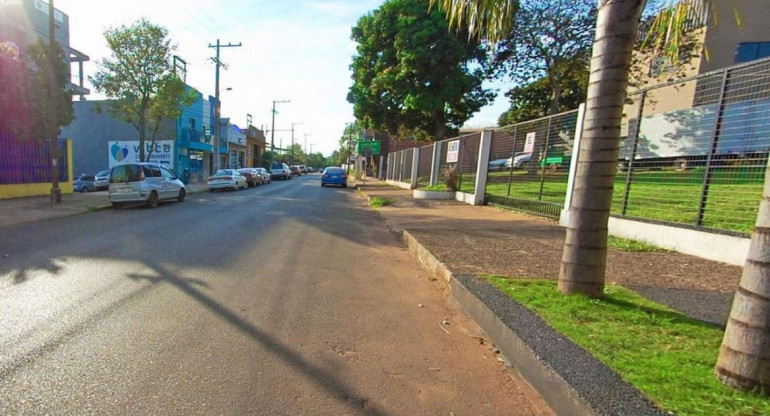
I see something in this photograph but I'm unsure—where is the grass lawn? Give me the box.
[485,277,770,416]
[484,168,762,234]
[369,196,393,208]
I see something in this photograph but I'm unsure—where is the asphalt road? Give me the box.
[0,174,551,416]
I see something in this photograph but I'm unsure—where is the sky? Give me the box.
[53,0,510,156]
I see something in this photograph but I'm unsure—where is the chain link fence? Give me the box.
[417,144,433,188]
[614,57,770,235]
[485,110,579,219]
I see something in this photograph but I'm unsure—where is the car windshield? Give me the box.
[110,165,141,183]
[96,170,110,177]
[215,170,232,176]
[325,168,343,174]
[270,164,284,170]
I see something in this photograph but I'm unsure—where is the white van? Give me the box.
[108,163,186,208]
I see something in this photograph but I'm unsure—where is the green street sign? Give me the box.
[357,140,381,155]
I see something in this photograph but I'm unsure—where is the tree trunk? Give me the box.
[715,162,770,394]
[548,81,562,115]
[433,110,447,141]
[558,0,644,298]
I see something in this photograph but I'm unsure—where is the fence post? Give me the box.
[697,69,730,226]
[621,91,646,215]
[562,104,586,226]
[537,117,553,201]
[473,130,493,205]
[430,141,441,186]
[411,147,420,189]
[506,126,518,197]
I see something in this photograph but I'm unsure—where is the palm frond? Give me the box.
[429,0,518,45]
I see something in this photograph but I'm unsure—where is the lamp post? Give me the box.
[48,0,61,203]
[290,122,303,165]
[270,99,290,153]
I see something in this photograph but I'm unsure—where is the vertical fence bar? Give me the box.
[506,126,518,197]
[621,91,646,216]
[696,69,730,226]
[537,117,553,201]
[457,137,465,190]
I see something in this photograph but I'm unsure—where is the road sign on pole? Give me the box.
[357,141,381,155]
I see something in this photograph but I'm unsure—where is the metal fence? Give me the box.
[0,132,69,185]
[614,57,770,235]
[485,110,580,219]
[417,144,433,188]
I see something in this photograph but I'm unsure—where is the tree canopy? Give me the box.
[0,40,73,140]
[91,18,195,161]
[348,0,494,141]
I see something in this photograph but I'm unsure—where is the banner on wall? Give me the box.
[108,141,175,169]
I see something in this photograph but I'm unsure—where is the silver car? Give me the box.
[255,167,271,184]
[94,169,110,190]
[108,163,186,209]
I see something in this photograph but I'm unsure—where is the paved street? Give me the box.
[0,174,550,416]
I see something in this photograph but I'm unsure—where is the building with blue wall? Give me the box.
[61,86,226,183]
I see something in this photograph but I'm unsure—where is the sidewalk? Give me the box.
[350,176,741,327]
[0,183,208,228]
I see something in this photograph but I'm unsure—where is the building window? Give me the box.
[735,42,770,63]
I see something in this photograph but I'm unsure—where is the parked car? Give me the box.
[298,165,307,174]
[208,169,248,192]
[290,165,301,176]
[318,167,326,175]
[307,166,315,173]
[321,167,347,188]
[73,174,96,193]
[237,168,263,187]
[255,167,271,184]
[94,169,111,190]
[108,163,186,208]
[488,158,508,170]
[270,162,292,180]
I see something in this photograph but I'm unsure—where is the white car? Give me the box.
[207,169,248,192]
[108,163,186,208]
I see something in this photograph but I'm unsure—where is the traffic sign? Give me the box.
[357,140,381,155]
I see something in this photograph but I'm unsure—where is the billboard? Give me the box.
[108,141,175,169]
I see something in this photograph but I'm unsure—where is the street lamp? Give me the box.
[270,99,290,153]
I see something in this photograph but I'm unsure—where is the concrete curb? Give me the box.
[401,231,668,416]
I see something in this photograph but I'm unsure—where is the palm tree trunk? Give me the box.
[715,164,770,394]
[558,0,644,297]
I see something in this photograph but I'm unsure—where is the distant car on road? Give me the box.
[270,163,292,180]
[73,174,96,193]
[108,163,186,208]
[307,167,315,173]
[94,169,111,190]
[298,165,307,174]
[237,168,263,187]
[290,165,301,176]
[255,167,271,184]
[321,167,347,188]
[208,169,248,192]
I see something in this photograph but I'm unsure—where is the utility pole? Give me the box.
[304,133,313,155]
[48,0,61,203]
[208,39,241,175]
[290,122,303,165]
[270,99,290,154]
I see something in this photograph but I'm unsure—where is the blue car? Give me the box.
[321,167,347,188]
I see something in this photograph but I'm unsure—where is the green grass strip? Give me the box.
[608,236,668,252]
[369,196,393,208]
[484,277,770,416]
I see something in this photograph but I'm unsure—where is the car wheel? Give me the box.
[177,188,186,202]
[321,183,325,187]
[147,191,159,208]
[80,187,88,193]
[111,202,122,209]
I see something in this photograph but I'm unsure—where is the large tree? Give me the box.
[91,19,194,162]
[348,0,494,141]
[494,0,595,115]
[498,60,589,126]
[0,40,73,140]
[431,0,770,394]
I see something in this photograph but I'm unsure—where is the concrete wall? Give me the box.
[701,0,770,73]
[61,101,140,176]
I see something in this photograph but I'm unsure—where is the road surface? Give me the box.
[0,174,551,415]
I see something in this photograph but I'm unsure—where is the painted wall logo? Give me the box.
[108,141,175,169]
